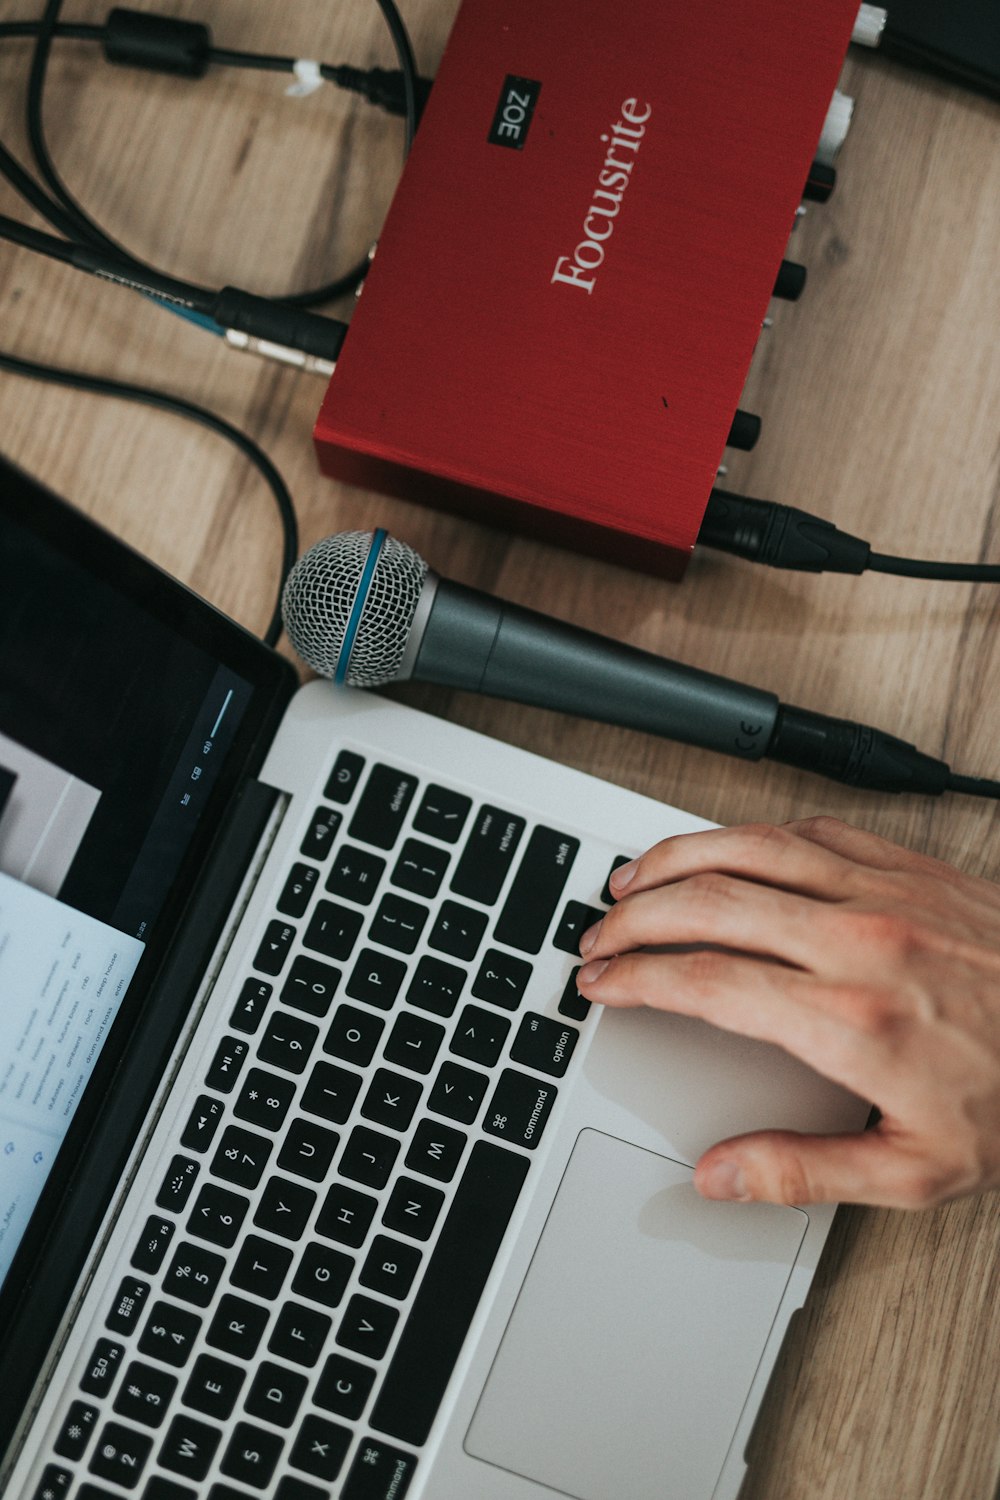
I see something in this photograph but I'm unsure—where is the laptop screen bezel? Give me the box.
[0,455,299,1450]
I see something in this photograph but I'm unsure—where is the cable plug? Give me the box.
[328,64,433,120]
[700,490,871,574]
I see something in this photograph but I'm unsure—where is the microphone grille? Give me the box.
[281,530,428,686]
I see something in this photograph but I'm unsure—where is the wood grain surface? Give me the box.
[1,5,998,1498]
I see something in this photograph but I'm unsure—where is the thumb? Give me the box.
[693,1128,925,1209]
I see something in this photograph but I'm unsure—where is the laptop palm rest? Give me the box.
[465,1128,807,1500]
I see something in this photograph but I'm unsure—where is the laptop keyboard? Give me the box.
[33,749,620,1500]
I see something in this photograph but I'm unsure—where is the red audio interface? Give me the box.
[315,0,861,576]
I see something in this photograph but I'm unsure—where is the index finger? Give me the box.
[609,821,869,904]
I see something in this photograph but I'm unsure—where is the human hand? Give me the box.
[576,817,1000,1209]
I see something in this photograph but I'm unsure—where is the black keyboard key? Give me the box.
[206,1295,268,1360]
[131,1216,175,1275]
[142,1478,196,1500]
[346,947,406,1009]
[230,976,272,1033]
[253,920,296,976]
[156,1156,198,1213]
[381,1176,444,1243]
[449,1004,511,1068]
[341,1439,417,1500]
[510,1012,579,1076]
[81,1338,125,1396]
[336,1294,399,1360]
[451,805,525,904]
[601,855,633,904]
[233,1067,295,1132]
[405,954,465,1018]
[427,1061,488,1124]
[277,1116,339,1181]
[275,1480,327,1500]
[494,826,580,954]
[412,783,470,844]
[180,1094,225,1152]
[268,1300,334,1364]
[277,862,320,918]
[300,806,342,861]
[289,1415,352,1484]
[54,1399,100,1458]
[291,1242,354,1309]
[324,1003,384,1067]
[164,1242,226,1306]
[325,749,366,803]
[139,1304,200,1368]
[484,1069,558,1149]
[88,1421,152,1489]
[428,899,487,961]
[182,1354,244,1420]
[405,1119,466,1183]
[158,1414,222,1482]
[211,1125,272,1189]
[204,1037,250,1093]
[360,1068,422,1133]
[301,1059,363,1124]
[230,1234,293,1302]
[325,844,386,906]
[304,900,364,962]
[383,1011,444,1075]
[317,1184,377,1248]
[220,1423,283,1489]
[558,965,591,1021]
[391,838,449,898]
[314,1354,376,1421]
[368,892,428,954]
[340,1124,399,1190]
[187,1184,248,1249]
[253,1177,317,1241]
[370,1141,528,1446]
[553,899,605,954]
[106,1277,151,1335]
[258,1010,319,1075]
[361,1235,421,1300]
[114,1362,177,1429]
[349,764,417,850]
[471,948,533,1010]
[282,955,341,1016]
[245,1361,308,1428]
[32,1466,72,1500]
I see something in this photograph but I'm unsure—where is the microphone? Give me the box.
[280,528,959,796]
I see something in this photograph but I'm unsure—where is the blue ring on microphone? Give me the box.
[335,527,387,684]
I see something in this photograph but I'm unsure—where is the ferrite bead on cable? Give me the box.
[104,7,212,78]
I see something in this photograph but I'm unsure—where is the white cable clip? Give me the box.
[286,59,324,98]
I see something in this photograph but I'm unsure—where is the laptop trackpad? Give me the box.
[465,1129,807,1500]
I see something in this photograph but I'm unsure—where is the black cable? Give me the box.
[13,0,421,309]
[0,347,297,648]
[946,774,1000,800]
[700,490,1000,582]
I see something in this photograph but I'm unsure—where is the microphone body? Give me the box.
[281,529,955,796]
[409,577,779,761]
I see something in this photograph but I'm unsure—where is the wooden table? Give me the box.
[2,5,998,1497]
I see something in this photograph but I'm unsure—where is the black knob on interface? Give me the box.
[773,261,806,301]
[726,410,761,451]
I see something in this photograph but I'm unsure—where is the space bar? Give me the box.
[370,1139,529,1447]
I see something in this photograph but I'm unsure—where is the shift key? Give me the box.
[493,826,579,954]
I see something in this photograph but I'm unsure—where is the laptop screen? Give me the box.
[0,457,296,1303]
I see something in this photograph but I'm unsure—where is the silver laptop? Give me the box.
[0,456,866,1500]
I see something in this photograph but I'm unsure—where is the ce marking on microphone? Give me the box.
[734,719,765,755]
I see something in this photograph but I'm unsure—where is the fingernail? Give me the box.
[577,958,610,984]
[697,1160,750,1201]
[610,858,638,892]
[579,920,602,955]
